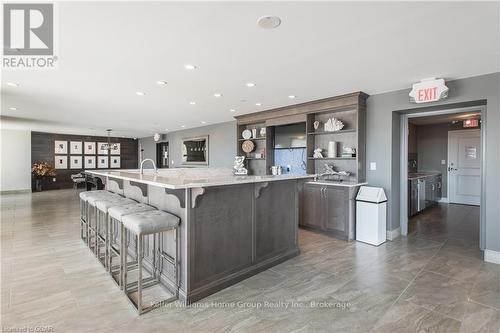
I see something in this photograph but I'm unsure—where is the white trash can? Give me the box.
[356,186,387,246]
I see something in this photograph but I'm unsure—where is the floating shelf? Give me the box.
[307,129,356,136]
[308,157,356,160]
[238,137,266,141]
[274,147,306,150]
[245,157,266,160]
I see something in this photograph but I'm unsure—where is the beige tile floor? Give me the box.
[1,189,499,332]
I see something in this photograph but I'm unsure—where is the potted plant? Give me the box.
[31,162,56,192]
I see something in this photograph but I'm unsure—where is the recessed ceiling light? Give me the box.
[6,82,19,87]
[246,82,256,87]
[201,121,206,124]
[184,64,197,70]
[156,80,167,85]
[164,128,169,131]
[8,107,17,111]
[255,102,262,106]
[214,93,222,97]
[288,95,296,99]
[189,101,196,105]
[136,91,145,96]
[229,109,236,112]
[257,16,281,29]
[181,125,186,128]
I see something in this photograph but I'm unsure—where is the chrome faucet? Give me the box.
[140,158,157,175]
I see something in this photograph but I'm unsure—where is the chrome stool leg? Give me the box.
[121,212,180,315]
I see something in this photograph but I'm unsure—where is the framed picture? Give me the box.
[98,156,109,168]
[70,156,82,169]
[97,142,109,155]
[70,141,82,154]
[110,143,120,155]
[54,155,67,169]
[54,141,67,154]
[84,142,96,155]
[85,156,96,169]
[110,156,120,168]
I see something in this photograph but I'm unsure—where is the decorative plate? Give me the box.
[242,140,255,153]
[242,129,252,140]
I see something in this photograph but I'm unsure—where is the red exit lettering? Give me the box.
[417,87,438,102]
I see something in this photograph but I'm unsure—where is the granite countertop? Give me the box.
[305,180,368,188]
[85,169,313,189]
[408,172,442,180]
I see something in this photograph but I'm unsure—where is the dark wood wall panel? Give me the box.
[31,131,138,190]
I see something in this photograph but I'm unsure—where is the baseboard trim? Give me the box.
[484,250,500,265]
[438,197,449,203]
[387,227,401,241]
[0,188,31,195]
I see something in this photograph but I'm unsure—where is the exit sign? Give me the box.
[409,78,449,104]
[463,119,479,128]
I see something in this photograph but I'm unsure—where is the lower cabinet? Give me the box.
[300,183,357,240]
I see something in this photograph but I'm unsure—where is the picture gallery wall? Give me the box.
[32,132,138,190]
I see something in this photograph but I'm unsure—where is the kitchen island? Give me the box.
[86,168,312,304]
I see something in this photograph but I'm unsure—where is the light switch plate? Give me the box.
[370,162,377,171]
[441,160,446,165]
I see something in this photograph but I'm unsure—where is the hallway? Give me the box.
[409,203,480,257]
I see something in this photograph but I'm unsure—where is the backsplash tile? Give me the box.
[274,148,307,175]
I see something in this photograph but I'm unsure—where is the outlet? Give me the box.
[370,162,377,171]
[441,160,446,165]
[171,160,174,165]
[286,165,291,173]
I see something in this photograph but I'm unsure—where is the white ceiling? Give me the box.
[1,1,499,138]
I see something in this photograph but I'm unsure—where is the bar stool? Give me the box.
[91,196,137,267]
[107,203,156,286]
[121,210,180,314]
[79,190,118,246]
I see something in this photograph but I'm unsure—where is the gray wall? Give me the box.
[367,72,499,252]
[0,129,32,192]
[138,136,157,166]
[139,121,236,168]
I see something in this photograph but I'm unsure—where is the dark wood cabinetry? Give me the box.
[234,92,368,180]
[300,183,358,240]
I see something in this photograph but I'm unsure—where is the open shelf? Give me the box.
[245,157,266,160]
[307,129,356,136]
[308,157,356,160]
[274,147,306,150]
[238,137,266,141]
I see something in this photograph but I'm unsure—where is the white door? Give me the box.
[448,129,481,205]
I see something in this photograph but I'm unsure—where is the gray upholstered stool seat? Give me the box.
[121,210,180,314]
[122,210,180,236]
[86,192,121,206]
[79,190,111,201]
[108,203,155,220]
[95,197,136,212]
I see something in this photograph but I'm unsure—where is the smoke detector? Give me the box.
[257,16,281,29]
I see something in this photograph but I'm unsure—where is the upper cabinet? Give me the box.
[234,92,368,183]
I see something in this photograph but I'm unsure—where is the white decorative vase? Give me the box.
[328,141,337,158]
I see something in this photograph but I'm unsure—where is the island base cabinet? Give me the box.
[300,183,358,240]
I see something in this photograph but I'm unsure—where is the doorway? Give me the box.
[400,105,486,249]
[156,142,169,168]
[448,129,481,205]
